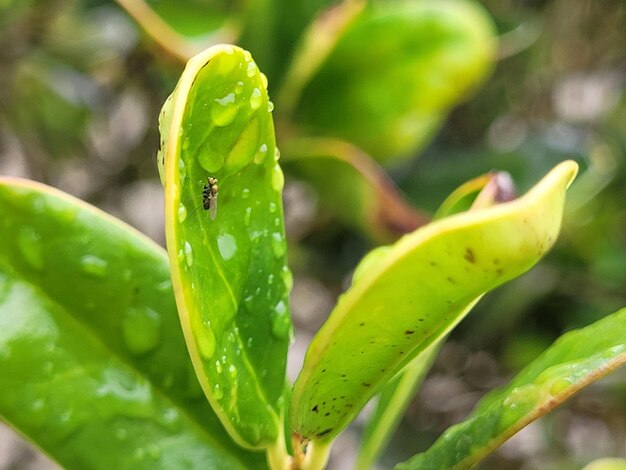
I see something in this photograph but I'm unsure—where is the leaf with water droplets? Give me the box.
[291,161,578,445]
[396,307,626,470]
[0,177,265,469]
[160,45,292,449]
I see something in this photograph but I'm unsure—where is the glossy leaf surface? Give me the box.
[356,341,441,470]
[397,307,626,470]
[290,161,578,442]
[0,178,265,469]
[293,0,496,163]
[283,137,428,243]
[161,45,292,449]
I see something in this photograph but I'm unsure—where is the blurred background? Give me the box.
[0,0,624,469]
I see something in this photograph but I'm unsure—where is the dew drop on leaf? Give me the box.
[211,93,238,127]
[147,444,161,460]
[249,88,262,111]
[246,61,258,78]
[270,300,291,340]
[196,328,216,359]
[271,164,284,191]
[122,307,162,355]
[80,254,108,277]
[271,232,286,258]
[17,226,44,270]
[217,233,237,261]
[254,143,268,164]
[183,241,193,267]
[282,266,294,292]
[213,383,224,400]
[260,73,268,90]
[177,203,187,223]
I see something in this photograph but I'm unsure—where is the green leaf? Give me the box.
[0,177,265,469]
[160,45,292,450]
[282,137,428,243]
[396,307,626,470]
[293,0,497,163]
[356,341,442,470]
[290,161,578,445]
[356,169,517,468]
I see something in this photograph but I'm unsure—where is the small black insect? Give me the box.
[202,176,219,220]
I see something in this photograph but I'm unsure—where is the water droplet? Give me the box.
[254,143,268,165]
[271,232,286,258]
[123,307,162,355]
[213,383,224,400]
[177,248,184,263]
[243,294,255,310]
[147,444,161,460]
[217,233,237,261]
[247,337,253,347]
[267,273,274,285]
[215,359,223,374]
[282,266,294,291]
[274,147,281,162]
[249,88,262,111]
[160,408,180,431]
[246,61,258,77]
[234,81,244,94]
[184,241,193,267]
[549,377,573,396]
[179,159,187,182]
[157,279,171,292]
[260,73,268,90]
[115,428,128,440]
[133,448,146,461]
[212,93,238,127]
[244,207,252,226]
[241,188,250,199]
[17,226,43,270]
[197,328,216,359]
[31,399,44,411]
[80,255,108,277]
[271,164,284,191]
[271,300,291,339]
[269,202,277,213]
[182,137,190,150]
[178,203,188,223]
[267,101,275,112]
[243,50,252,62]
[228,364,237,379]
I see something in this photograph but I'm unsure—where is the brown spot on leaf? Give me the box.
[464,248,476,264]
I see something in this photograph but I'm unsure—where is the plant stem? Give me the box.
[301,439,331,470]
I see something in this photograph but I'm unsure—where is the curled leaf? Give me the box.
[290,161,578,444]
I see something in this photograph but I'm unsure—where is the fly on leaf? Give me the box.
[203,176,219,220]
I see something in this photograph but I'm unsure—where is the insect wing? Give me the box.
[209,194,218,221]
